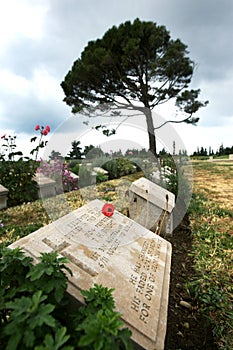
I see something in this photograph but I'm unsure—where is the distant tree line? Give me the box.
[48,141,157,161]
[192,143,233,157]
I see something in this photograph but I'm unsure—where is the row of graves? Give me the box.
[7,171,175,350]
[0,166,98,209]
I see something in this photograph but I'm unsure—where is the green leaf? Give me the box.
[35,328,73,350]
[118,328,133,350]
[54,327,71,349]
[24,329,35,348]
[36,334,54,349]
[6,332,22,350]
[30,303,56,328]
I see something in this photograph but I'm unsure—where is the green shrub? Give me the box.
[102,158,136,180]
[70,164,80,176]
[0,248,133,350]
[74,284,133,350]
[0,248,72,350]
[0,160,38,207]
[96,172,108,184]
[68,160,80,169]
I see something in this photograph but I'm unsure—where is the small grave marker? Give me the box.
[35,173,56,198]
[129,177,175,235]
[9,199,172,350]
[0,184,9,209]
[93,166,108,175]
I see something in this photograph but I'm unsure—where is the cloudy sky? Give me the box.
[0,0,233,157]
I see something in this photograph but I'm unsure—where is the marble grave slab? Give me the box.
[9,199,172,350]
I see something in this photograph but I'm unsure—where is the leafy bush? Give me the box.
[75,284,133,350]
[0,249,72,350]
[69,164,80,176]
[102,158,136,180]
[68,160,80,169]
[0,127,51,207]
[0,248,133,350]
[96,172,108,184]
[0,160,38,206]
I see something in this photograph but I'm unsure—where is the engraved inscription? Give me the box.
[129,238,163,324]
[43,205,135,272]
[89,221,133,269]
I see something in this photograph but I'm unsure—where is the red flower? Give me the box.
[35,125,40,131]
[102,203,114,217]
[42,129,48,136]
[45,125,50,132]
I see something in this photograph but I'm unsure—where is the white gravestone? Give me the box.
[0,184,9,209]
[35,173,56,198]
[9,199,172,350]
[129,177,175,236]
[93,167,108,175]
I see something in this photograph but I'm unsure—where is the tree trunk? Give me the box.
[145,108,157,156]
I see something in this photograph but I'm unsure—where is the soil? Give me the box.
[164,215,218,350]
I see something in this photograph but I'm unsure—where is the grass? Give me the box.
[187,161,233,350]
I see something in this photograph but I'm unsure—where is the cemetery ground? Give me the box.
[0,162,233,350]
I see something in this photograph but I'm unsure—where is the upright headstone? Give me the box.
[129,177,175,235]
[9,199,172,350]
[0,184,9,209]
[229,154,233,161]
[35,173,56,198]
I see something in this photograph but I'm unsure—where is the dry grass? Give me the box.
[188,160,233,349]
[192,161,233,234]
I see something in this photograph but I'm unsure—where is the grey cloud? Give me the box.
[0,91,70,134]
[157,0,233,81]
[0,0,233,136]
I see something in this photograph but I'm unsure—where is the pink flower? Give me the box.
[42,129,48,136]
[35,125,40,131]
[45,125,50,132]
[102,203,114,217]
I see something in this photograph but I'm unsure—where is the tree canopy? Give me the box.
[68,140,82,159]
[61,18,208,155]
